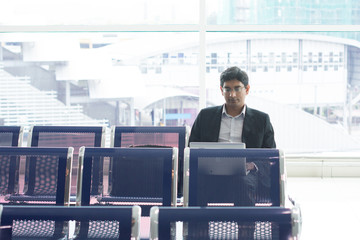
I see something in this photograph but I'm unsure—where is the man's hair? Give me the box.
[220,66,249,87]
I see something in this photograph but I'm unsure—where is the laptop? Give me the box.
[190,142,246,149]
[198,156,247,176]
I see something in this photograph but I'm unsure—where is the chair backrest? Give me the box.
[183,148,285,207]
[110,126,189,197]
[0,205,141,240]
[0,126,23,147]
[150,206,301,240]
[28,125,106,196]
[28,125,105,152]
[77,147,178,216]
[0,147,73,206]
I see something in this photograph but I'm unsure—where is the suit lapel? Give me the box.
[213,106,223,141]
[242,107,254,143]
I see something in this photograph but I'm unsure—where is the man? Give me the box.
[189,66,276,148]
[189,66,276,206]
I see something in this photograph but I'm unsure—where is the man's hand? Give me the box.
[246,162,257,171]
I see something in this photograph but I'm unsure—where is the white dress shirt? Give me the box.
[218,104,246,143]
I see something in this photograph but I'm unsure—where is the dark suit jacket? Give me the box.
[189,105,276,148]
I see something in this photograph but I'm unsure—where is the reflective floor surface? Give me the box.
[287,177,360,240]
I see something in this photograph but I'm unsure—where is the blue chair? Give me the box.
[110,126,189,197]
[0,126,23,147]
[27,125,106,197]
[183,148,286,207]
[150,205,301,240]
[0,205,141,240]
[1,147,73,206]
[77,147,178,216]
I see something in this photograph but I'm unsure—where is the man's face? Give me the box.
[220,79,249,109]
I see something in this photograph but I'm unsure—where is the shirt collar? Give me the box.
[222,104,246,118]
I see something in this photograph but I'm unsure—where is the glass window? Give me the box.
[0,32,199,127]
[207,0,360,28]
[1,0,360,154]
[0,0,199,25]
[204,32,356,112]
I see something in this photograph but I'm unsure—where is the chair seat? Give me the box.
[98,196,163,203]
[6,194,56,202]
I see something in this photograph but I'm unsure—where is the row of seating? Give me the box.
[1,124,189,150]
[0,125,189,197]
[0,125,302,239]
[0,125,189,150]
[0,204,301,239]
[0,205,140,239]
[0,147,285,207]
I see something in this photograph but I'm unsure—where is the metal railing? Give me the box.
[285,153,360,177]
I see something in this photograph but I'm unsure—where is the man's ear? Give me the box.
[245,85,250,94]
[220,86,224,96]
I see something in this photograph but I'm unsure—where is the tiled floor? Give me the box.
[287,177,360,240]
